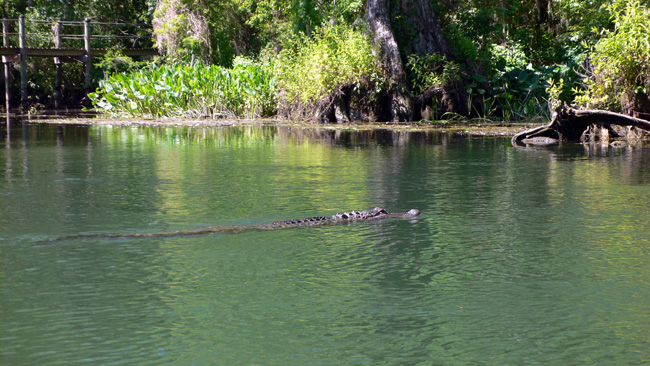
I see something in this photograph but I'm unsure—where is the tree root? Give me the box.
[512,105,650,146]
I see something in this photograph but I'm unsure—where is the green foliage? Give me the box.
[444,26,481,63]
[406,53,465,93]
[152,0,211,64]
[15,0,154,23]
[7,0,649,120]
[552,0,615,55]
[403,39,581,121]
[273,24,385,104]
[191,0,367,66]
[576,0,650,111]
[435,0,620,66]
[487,62,580,121]
[490,67,550,121]
[246,0,365,37]
[431,0,604,120]
[89,58,276,118]
[91,23,383,119]
[96,50,147,77]
[545,62,582,105]
[489,41,530,72]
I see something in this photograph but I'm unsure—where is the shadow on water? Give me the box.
[2,117,67,150]
[2,110,98,139]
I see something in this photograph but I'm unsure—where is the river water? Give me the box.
[1,123,649,365]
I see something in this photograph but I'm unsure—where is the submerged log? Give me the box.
[512,105,650,145]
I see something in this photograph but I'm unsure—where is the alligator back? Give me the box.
[255,216,332,229]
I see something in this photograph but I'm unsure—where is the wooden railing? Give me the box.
[1,15,158,111]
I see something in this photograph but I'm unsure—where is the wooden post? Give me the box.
[83,18,91,105]
[2,18,10,112]
[54,21,62,110]
[19,15,27,111]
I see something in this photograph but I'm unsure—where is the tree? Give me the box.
[152,0,212,63]
[365,0,464,121]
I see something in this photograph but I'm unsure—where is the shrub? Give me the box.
[576,0,650,112]
[273,24,386,107]
[406,53,465,93]
[489,41,530,72]
[96,50,147,77]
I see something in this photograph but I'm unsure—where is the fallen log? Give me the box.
[512,105,650,145]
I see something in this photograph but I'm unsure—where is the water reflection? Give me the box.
[2,123,650,365]
[0,123,473,148]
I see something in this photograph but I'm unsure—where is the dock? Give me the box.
[2,15,158,111]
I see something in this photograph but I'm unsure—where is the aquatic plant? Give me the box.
[89,58,276,118]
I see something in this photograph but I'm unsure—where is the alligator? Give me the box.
[44,207,420,242]
[521,136,559,145]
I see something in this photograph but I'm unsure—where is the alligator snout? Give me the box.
[405,209,421,217]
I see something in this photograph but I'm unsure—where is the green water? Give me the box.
[1,124,649,365]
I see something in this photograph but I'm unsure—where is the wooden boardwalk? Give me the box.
[0,46,157,58]
[2,15,157,111]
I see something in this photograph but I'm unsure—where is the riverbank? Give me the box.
[4,111,542,137]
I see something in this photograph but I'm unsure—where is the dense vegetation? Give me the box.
[3,0,650,122]
[90,58,275,118]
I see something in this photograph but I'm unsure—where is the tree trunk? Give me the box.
[535,0,549,27]
[399,0,452,57]
[364,0,406,84]
[364,0,411,121]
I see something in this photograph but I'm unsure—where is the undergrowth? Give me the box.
[273,24,385,113]
[91,24,385,119]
